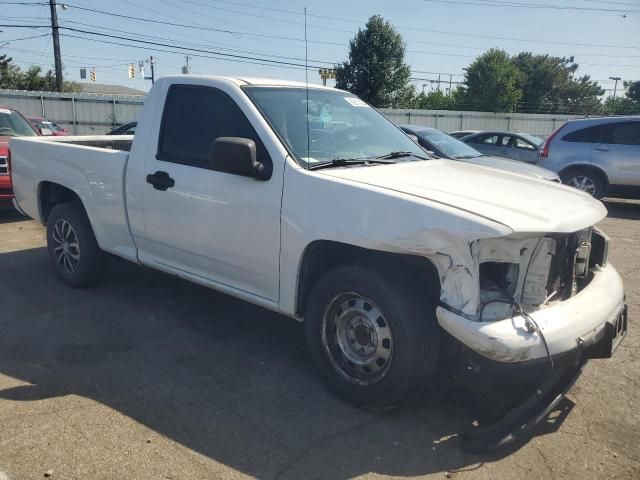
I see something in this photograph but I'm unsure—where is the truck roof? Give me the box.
[162,75,338,91]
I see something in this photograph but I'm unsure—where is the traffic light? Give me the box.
[128,64,135,79]
[89,68,96,82]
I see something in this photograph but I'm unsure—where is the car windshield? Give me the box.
[0,109,37,137]
[518,133,543,147]
[417,129,483,159]
[245,87,426,167]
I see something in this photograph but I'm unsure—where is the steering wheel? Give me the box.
[312,127,365,153]
[0,127,16,136]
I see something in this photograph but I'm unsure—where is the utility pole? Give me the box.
[609,76,621,99]
[150,56,155,84]
[437,74,441,92]
[448,74,453,96]
[49,0,63,92]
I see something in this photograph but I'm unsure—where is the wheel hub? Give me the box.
[322,294,393,385]
[51,219,81,274]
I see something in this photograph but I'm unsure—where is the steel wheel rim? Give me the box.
[321,293,393,386]
[567,175,596,195]
[52,219,81,274]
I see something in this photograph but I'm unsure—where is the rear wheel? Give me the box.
[304,264,439,408]
[561,168,606,199]
[46,202,106,287]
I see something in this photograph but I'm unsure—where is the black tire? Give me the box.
[46,202,106,287]
[561,167,606,199]
[304,264,439,408]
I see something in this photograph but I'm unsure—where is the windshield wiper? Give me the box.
[374,151,429,161]
[308,158,395,171]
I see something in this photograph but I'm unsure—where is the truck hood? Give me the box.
[460,155,559,181]
[320,159,606,233]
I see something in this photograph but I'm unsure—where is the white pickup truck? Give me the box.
[10,76,627,414]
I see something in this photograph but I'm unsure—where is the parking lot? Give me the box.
[0,201,638,480]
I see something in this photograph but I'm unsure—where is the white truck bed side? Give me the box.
[10,136,138,262]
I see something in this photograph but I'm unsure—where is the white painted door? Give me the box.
[138,84,283,302]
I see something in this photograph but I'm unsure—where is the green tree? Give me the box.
[0,55,81,92]
[602,96,639,115]
[413,89,459,110]
[459,49,522,112]
[511,53,603,114]
[625,80,640,103]
[335,15,415,108]
[0,54,12,70]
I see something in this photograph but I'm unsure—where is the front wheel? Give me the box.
[304,265,439,408]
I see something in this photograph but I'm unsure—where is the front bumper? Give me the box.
[436,262,626,363]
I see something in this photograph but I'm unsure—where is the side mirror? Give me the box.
[209,137,264,179]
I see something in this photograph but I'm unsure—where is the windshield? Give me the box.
[417,129,482,159]
[245,87,426,167]
[39,121,64,132]
[519,133,543,146]
[0,109,37,137]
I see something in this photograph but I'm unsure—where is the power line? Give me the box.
[62,19,337,65]
[59,3,345,46]
[7,0,640,54]
[0,32,50,43]
[421,0,640,13]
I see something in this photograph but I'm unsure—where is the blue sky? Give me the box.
[1,0,639,96]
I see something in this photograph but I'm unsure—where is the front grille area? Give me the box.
[546,228,604,301]
[0,156,7,175]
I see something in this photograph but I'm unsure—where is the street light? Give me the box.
[609,76,622,99]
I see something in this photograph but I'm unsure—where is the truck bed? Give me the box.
[10,135,138,262]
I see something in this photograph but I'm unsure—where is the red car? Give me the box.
[27,116,70,136]
[1,106,39,206]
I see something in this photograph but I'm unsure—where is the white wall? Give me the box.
[381,109,579,138]
[0,89,144,135]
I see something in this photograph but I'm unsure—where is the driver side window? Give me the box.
[157,84,271,171]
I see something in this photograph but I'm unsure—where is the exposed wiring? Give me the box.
[479,290,554,372]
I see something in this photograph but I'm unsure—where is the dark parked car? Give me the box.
[448,130,480,139]
[400,125,559,181]
[461,131,543,164]
[108,122,137,135]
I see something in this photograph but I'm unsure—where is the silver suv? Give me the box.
[539,115,640,198]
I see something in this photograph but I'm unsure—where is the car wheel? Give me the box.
[304,264,439,408]
[562,168,605,199]
[46,202,106,287]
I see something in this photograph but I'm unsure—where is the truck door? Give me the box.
[137,83,283,303]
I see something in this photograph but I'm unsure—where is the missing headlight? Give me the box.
[479,262,519,296]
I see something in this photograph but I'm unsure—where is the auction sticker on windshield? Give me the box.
[0,109,12,114]
[344,97,369,107]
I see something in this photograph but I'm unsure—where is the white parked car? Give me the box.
[9,76,627,448]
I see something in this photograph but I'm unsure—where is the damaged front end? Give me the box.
[435,226,625,364]
[432,227,627,453]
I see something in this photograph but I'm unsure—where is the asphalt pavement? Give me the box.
[0,201,638,480]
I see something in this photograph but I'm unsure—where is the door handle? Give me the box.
[594,146,610,152]
[146,171,175,191]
